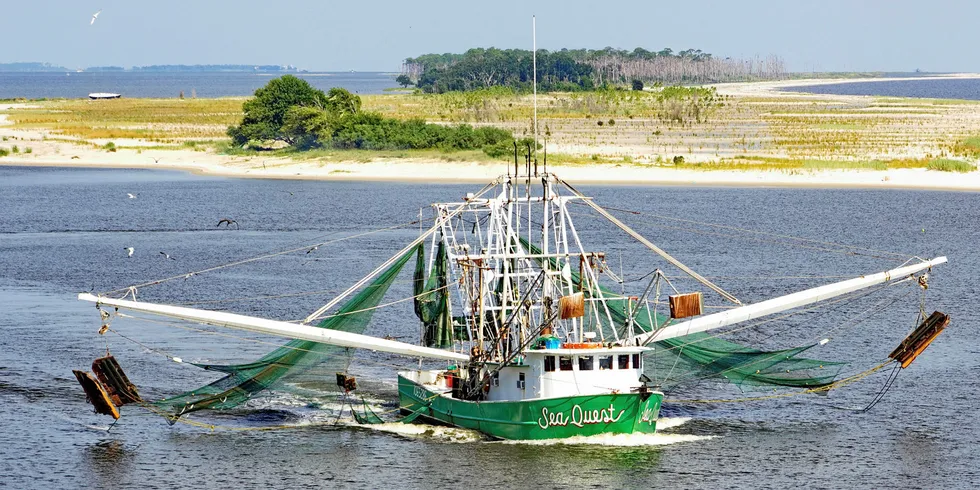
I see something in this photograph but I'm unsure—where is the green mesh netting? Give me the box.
[519,239,843,389]
[152,245,420,421]
[351,397,384,425]
[413,241,454,348]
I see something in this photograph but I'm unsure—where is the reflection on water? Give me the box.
[85,440,133,488]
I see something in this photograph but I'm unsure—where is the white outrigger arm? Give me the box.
[77,293,470,363]
[623,256,947,345]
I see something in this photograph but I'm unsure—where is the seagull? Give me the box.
[306,245,319,254]
[150,157,161,164]
[216,218,239,229]
[127,193,136,199]
[159,251,176,260]
[90,9,102,25]
[124,247,134,257]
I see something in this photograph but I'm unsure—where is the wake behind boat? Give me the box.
[72,163,949,441]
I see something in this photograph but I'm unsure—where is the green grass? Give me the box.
[2,98,244,140]
[678,156,932,172]
[952,136,980,156]
[927,158,975,172]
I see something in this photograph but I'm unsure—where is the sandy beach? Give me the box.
[2,76,979,190]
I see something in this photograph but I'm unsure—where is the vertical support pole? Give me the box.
[532,15,538,169]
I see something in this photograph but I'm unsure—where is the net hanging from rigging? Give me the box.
[151,245,421,422]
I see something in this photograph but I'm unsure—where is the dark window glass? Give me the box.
[579,356,594,371]
[559,356,573,371]
[632,354,641,369]
[618,355,630,369]
[518,372,526,389]
[599,356,613,370]
[544,356,556,372]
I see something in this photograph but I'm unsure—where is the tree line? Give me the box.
[401,47,786,92]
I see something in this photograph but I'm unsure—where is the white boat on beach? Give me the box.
[88,93,121,100]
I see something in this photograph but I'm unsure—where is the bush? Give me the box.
[11,145,18,153]
[103,142,117,152]
[24,147,32,154]
[632,79,644,91]
[0,148,8,157]
[927,158,975,173]
[673,155,685,164]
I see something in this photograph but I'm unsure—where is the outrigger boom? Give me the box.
[79,255,944,362]
[623,256,947,345]
[76,293,469,362]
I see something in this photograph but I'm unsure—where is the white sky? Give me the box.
[3,0,976,72]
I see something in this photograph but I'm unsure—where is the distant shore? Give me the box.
[2,75,979,190]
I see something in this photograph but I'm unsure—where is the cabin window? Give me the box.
[599,355,613,370]
[492,371,499,387]
[579,356,594,371]
[544,356,556,372]
[618,355,630,369]
[559,356,573,371]
[518,372,526,389]
[632,354,641,369]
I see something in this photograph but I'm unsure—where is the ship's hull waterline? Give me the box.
[397,374,663,440]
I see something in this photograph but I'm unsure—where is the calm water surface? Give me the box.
[1,166,977,489]
[0,71,398,99]
[782,77,980,100]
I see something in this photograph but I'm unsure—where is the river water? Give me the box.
[1,166,977,488]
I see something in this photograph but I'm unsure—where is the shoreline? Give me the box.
[2,75,979,191]
[711,72,980,97]
[3,159,980,191]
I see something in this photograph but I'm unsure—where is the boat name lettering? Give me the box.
[413,386,429,400]
[537,403,625,430]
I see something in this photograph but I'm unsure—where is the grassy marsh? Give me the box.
[1,89,978,171]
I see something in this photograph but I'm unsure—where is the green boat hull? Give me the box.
[397,375,663,440]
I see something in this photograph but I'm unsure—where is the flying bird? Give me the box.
[90,9,102,25]
[124,247,134,257]
[150,157,162,164]
[216,218,239,229]
[127,193,136,199]
[306,245,319,254]
[159,251,176,260]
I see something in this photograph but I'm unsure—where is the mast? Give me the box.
[622,256,947,345]
[78,293,469,362]
[532,15,537,170]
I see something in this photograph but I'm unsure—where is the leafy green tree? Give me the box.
[227,75,329,146]
[395,74,413,87]
[325,87,361,116]
[282,106,336,150]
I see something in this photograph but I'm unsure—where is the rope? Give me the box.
[103,219,426,296]
[557,177,742,305]
[568,201,915,261]
[667,360,895,404]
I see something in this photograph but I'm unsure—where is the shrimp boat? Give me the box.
[74,164,950,441]
[72,18,949,440]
